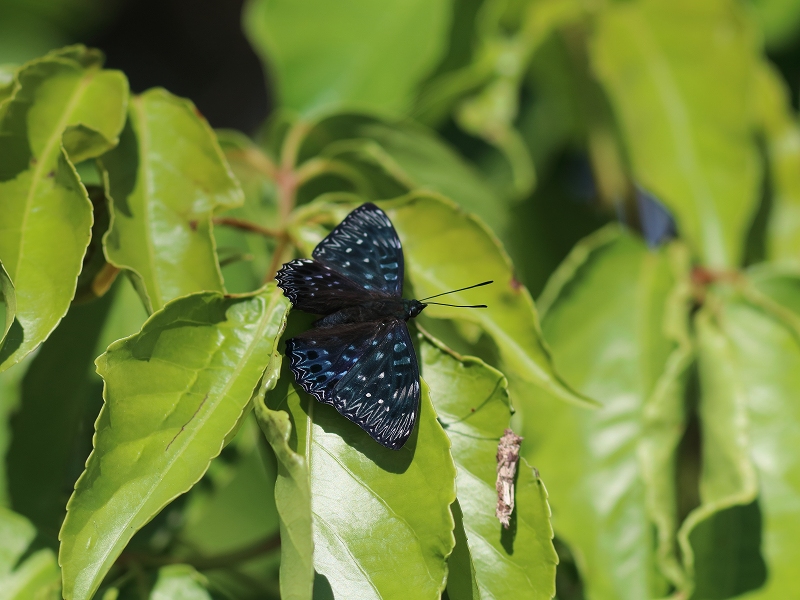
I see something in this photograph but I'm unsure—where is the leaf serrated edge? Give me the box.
[58,285,289,600]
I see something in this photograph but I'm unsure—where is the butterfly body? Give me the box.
[276,203,424,450]
[314,298,426,328]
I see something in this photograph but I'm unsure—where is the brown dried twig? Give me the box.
[496,428,523,529]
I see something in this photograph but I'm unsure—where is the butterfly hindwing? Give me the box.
[330,319,420,450]
[312,203,404,297]
[286,319,420,450]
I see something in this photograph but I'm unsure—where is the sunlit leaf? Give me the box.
[683,272,800,598]
[319,120,510,239]
[526,227,692,598]
[0,261,14,348]
[591,0,761,267]
[753,61,800,268]
[256,319,456,600]
[419,335,557,598]
[254,370,313,600]
[58,284,290,600]
[0,507,61,600]
[243,0,451,119]
[0,46,128,372]
[149,564,212,600]
[101,88,243,312]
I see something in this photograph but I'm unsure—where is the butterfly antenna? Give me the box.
[425,302,487,309]
[419,280,493,302]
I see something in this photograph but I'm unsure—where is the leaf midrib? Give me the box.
[626,10,726,263]
[13,70,94,283]
[86,293,279,594]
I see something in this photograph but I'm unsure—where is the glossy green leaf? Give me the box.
[754,62,800,268]
[5,290,113,539]
[254,367,314,600]
[591,0,761,268]
[257,322,457,600]
[388,194,589,408]
[243,0,451,119]
[58,284,290,600]
[322,120,510,239]
[0,46,128,372]
[683,275,800,598]
[419,336,557,598]
[0,261,14,347]
[150,565,212,600]
[292,194,590,408]
[525,227,692,599]
[101,88,243,312]
[0,507,61,600]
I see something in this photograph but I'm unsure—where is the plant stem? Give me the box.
[116,533,281,571]
[212,217,281,238]
[265,235,290,283]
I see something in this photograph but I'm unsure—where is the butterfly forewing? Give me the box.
[276,259,375,315]
[312,203,404,297]
[331,320,419,450]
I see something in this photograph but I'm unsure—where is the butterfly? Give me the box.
[276,203,490,450]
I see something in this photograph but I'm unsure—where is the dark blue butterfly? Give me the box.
[276,203,488,450]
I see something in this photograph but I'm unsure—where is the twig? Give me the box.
[211,217,281,238]
[116,533,281,571]
[264,235,290,283]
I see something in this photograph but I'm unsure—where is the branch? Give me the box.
[211,217,281,238]
[116,533,281,571]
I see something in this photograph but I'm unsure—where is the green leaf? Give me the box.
[0,507,61,600]
[292,194,590,408]
[149,565,212,600]
[526,227,693,598]
[388,193,590,408]
[0,353,29,507]
[321,120,510,239]
[256,321,457,600]
[591,0,761,268]
[179,421,279,556]
[0,63,17,119]
[5,290,113,539]
[749,0,800,49]
[753,62,800,268]
[0,46,128,372]
[682,275,800,598]
[58,284,290,600]
[243,0,452,119]
[451,0,584,198]
[0,261,15,348]
[101,88,243,313]
[254,370,313,600]
[419,336,557,598]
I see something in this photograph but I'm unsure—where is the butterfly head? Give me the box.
[403,299,427,321]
